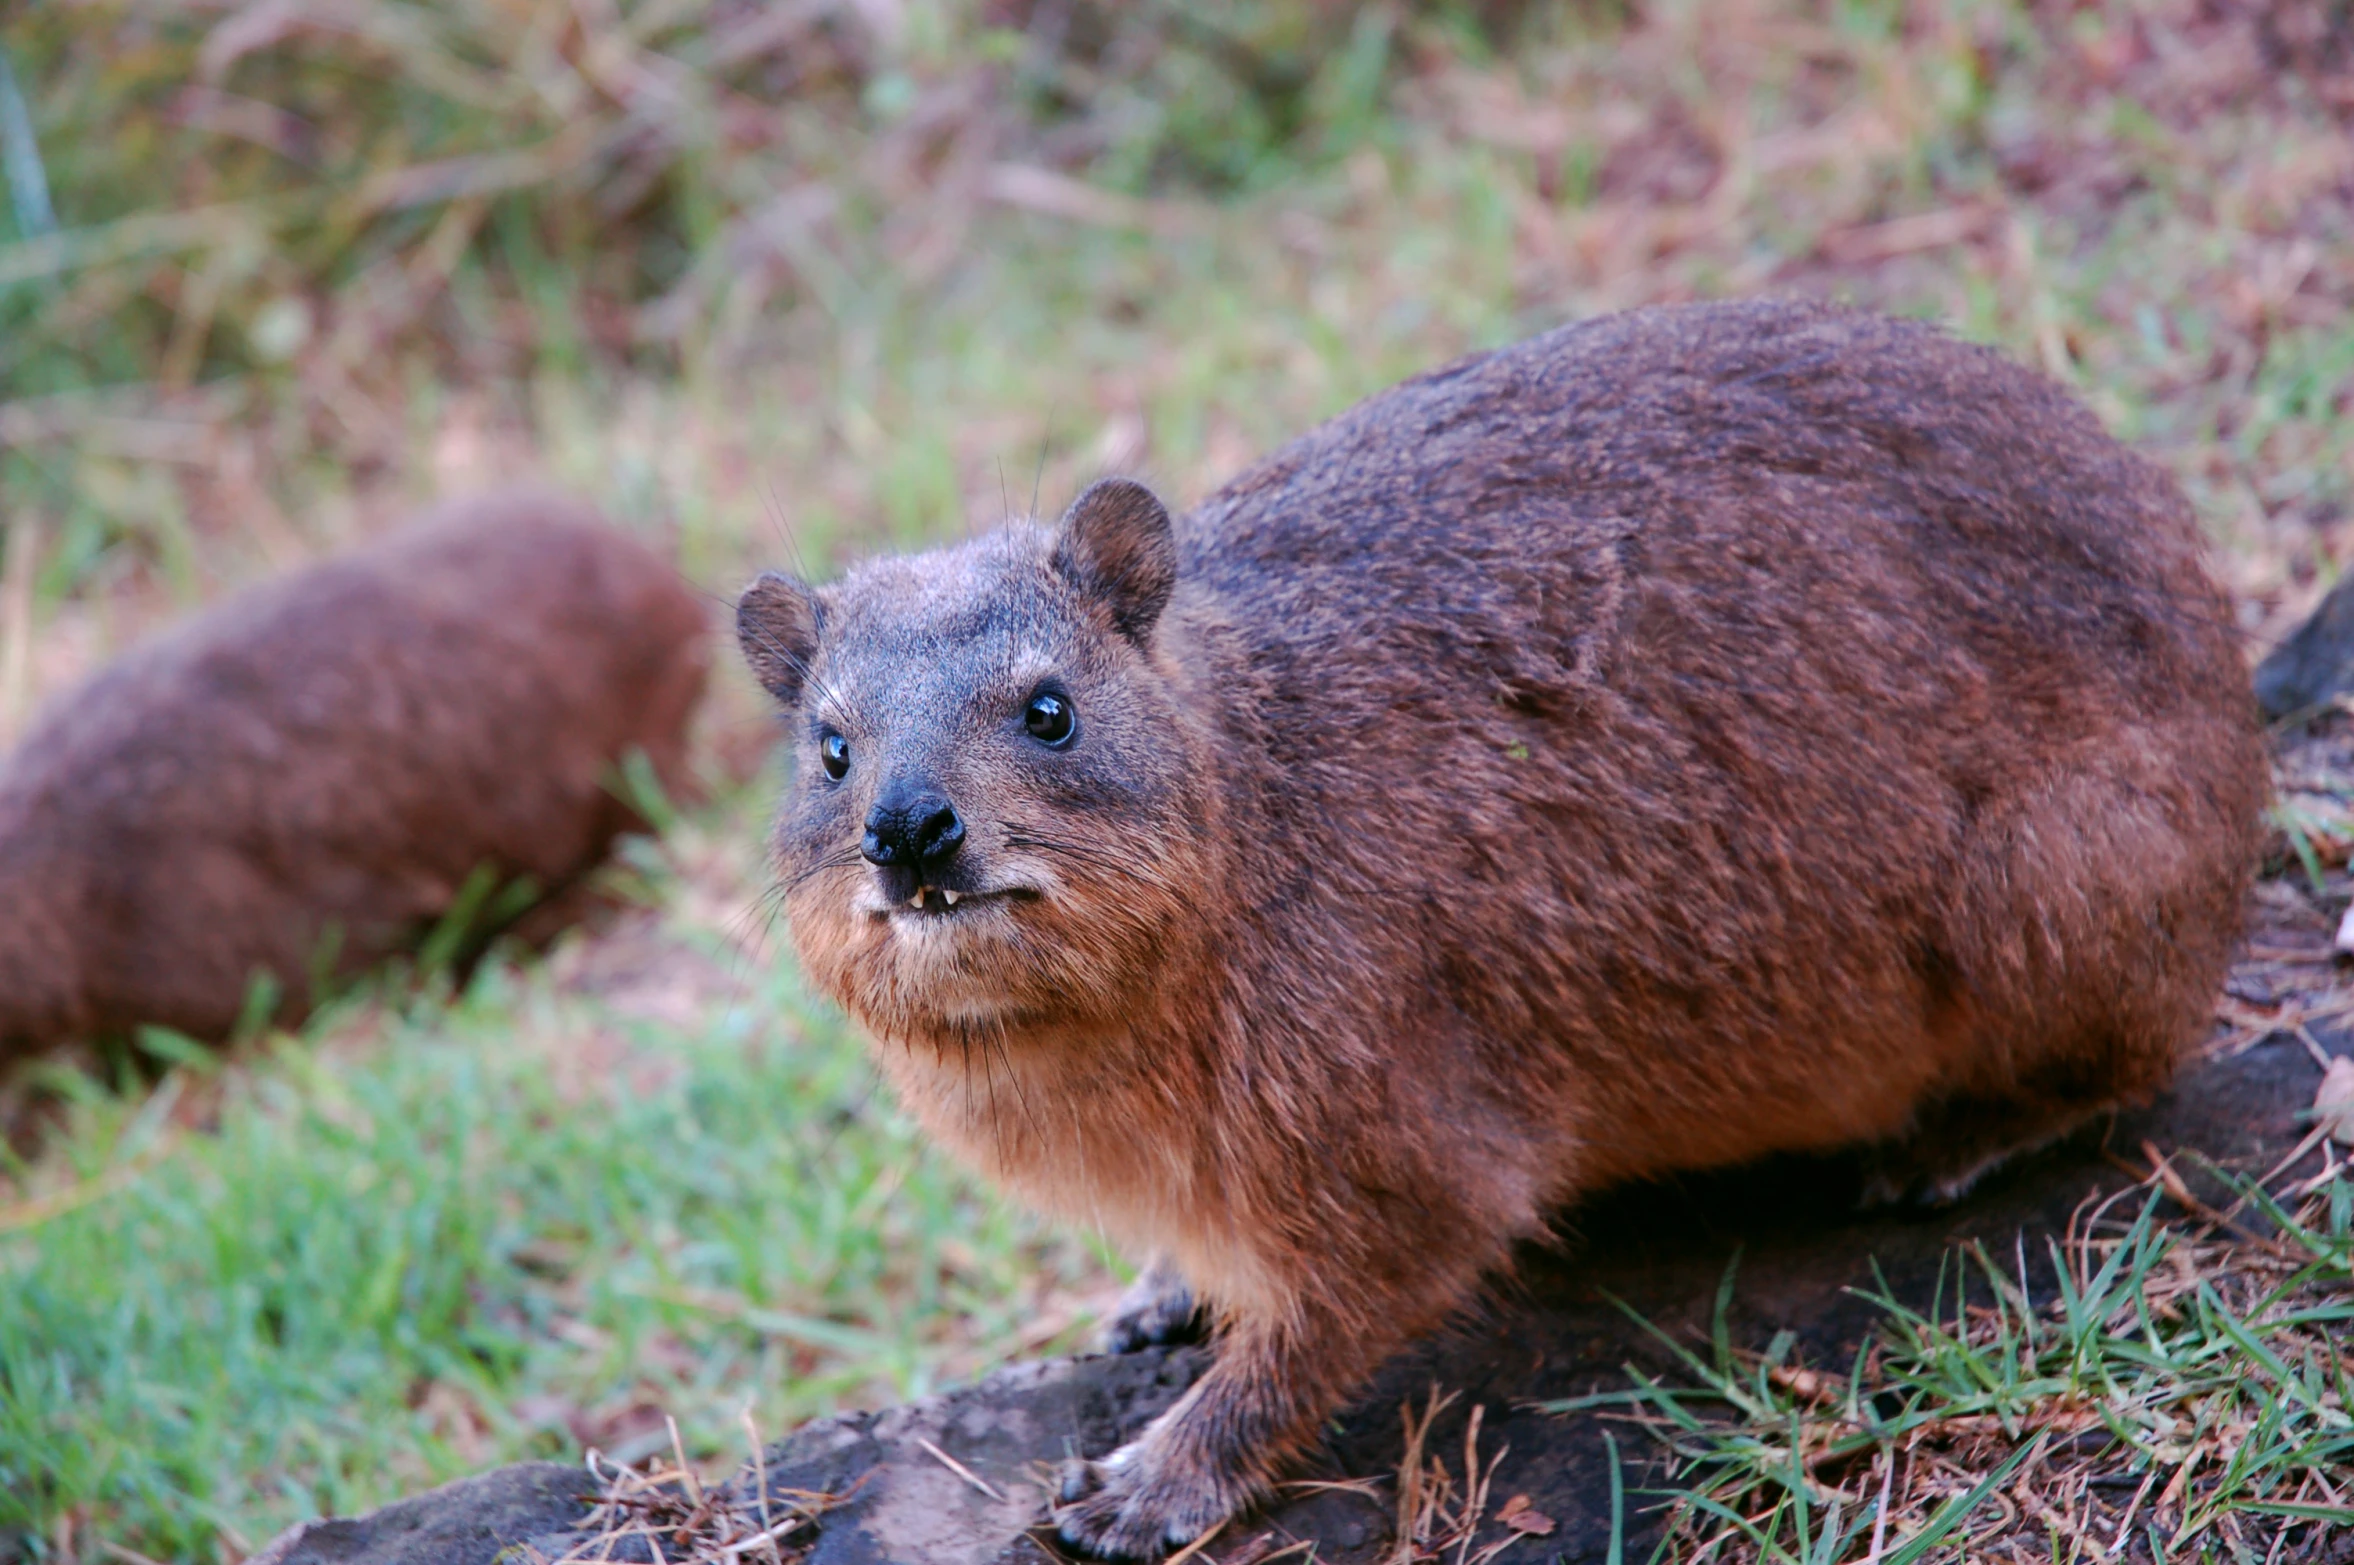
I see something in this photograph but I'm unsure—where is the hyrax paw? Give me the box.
[1856,1166,1930,1212]
[1103,1267,1206,1355]
[1857,1151,1997,1213]
[1052,1445,1242,1560]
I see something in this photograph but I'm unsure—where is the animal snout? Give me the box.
[862,789,965,877]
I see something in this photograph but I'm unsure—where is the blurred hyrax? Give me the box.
[736,301,2265,1556]
[0,491,708,1059]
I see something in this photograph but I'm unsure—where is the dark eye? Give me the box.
[818,730,850,780]
[1024,690,1075,747]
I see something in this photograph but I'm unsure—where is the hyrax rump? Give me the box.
[737,300,2266,1556]
[0,490,708,1060]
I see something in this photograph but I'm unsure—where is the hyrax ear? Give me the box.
[736,572,821,705]
[1051,477,1176,645]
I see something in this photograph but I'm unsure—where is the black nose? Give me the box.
[862,790,965,875]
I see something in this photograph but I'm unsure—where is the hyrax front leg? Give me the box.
[1056,1316,1341,1558]
[1104,1256,1207,1353]
[1058,1178,1509,1553]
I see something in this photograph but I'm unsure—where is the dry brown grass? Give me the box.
[7,1,2353,677]
[1552,1151,2354,1564]
[523,1415,858,1565]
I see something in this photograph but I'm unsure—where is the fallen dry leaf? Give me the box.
[1219,1532,1278,1565]
[1496,1494,1557,1536]
[1769,1365,1839,1404]
[2315,1056,2354,1145]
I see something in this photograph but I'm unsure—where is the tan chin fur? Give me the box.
[785,828,1208,1044]
[787,831,1299,1314]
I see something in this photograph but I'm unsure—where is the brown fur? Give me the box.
[737,301,2267,1556]
[0,490,709,1060]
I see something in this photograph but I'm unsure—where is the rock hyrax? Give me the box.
[0,489,708,1060]
[736,300,2266,1556]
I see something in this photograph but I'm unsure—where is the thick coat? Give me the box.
[0,490,709,1056]
[738,300,2267,1556]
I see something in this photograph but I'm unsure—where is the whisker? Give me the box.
[689,557,853,719]
[1031,413,1054,519]
[986,1020,1044,1148]
[758,475,819,586]
[964,1025,984,1127]
[714,846,861,1031]
[1001,830,1161,887]
[736,619,852,719]
[712,881,798,1030]
[722,881,790,947]
[779,849,867,896]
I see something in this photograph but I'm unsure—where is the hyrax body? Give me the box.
[0,490,708,1059]
[737,301,2265,1556]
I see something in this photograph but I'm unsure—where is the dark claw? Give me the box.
[1103,1269,1207,1355]
[1058,1458,1099,1505]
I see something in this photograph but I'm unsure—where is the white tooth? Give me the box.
[942,889,960,906]
[910,890,926,910]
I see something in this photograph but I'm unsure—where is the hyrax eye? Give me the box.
[1024,690,1076,748]
[819,730,850,780]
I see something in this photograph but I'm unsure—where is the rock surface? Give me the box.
[247,1465,602,1565]
[2257,572,2354,718]
[256,742,2353,1565]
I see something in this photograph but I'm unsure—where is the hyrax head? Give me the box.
[737,479,1208,1043]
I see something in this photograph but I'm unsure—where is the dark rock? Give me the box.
[248,1464,599,1565]
[2256,573,2354,718]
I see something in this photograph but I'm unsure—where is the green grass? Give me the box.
[0,817,1109,1559]
[3,1,2354,1559]
[1546,1175,2354,1563]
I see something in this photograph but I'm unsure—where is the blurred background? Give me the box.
[1,0,2350,1558]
